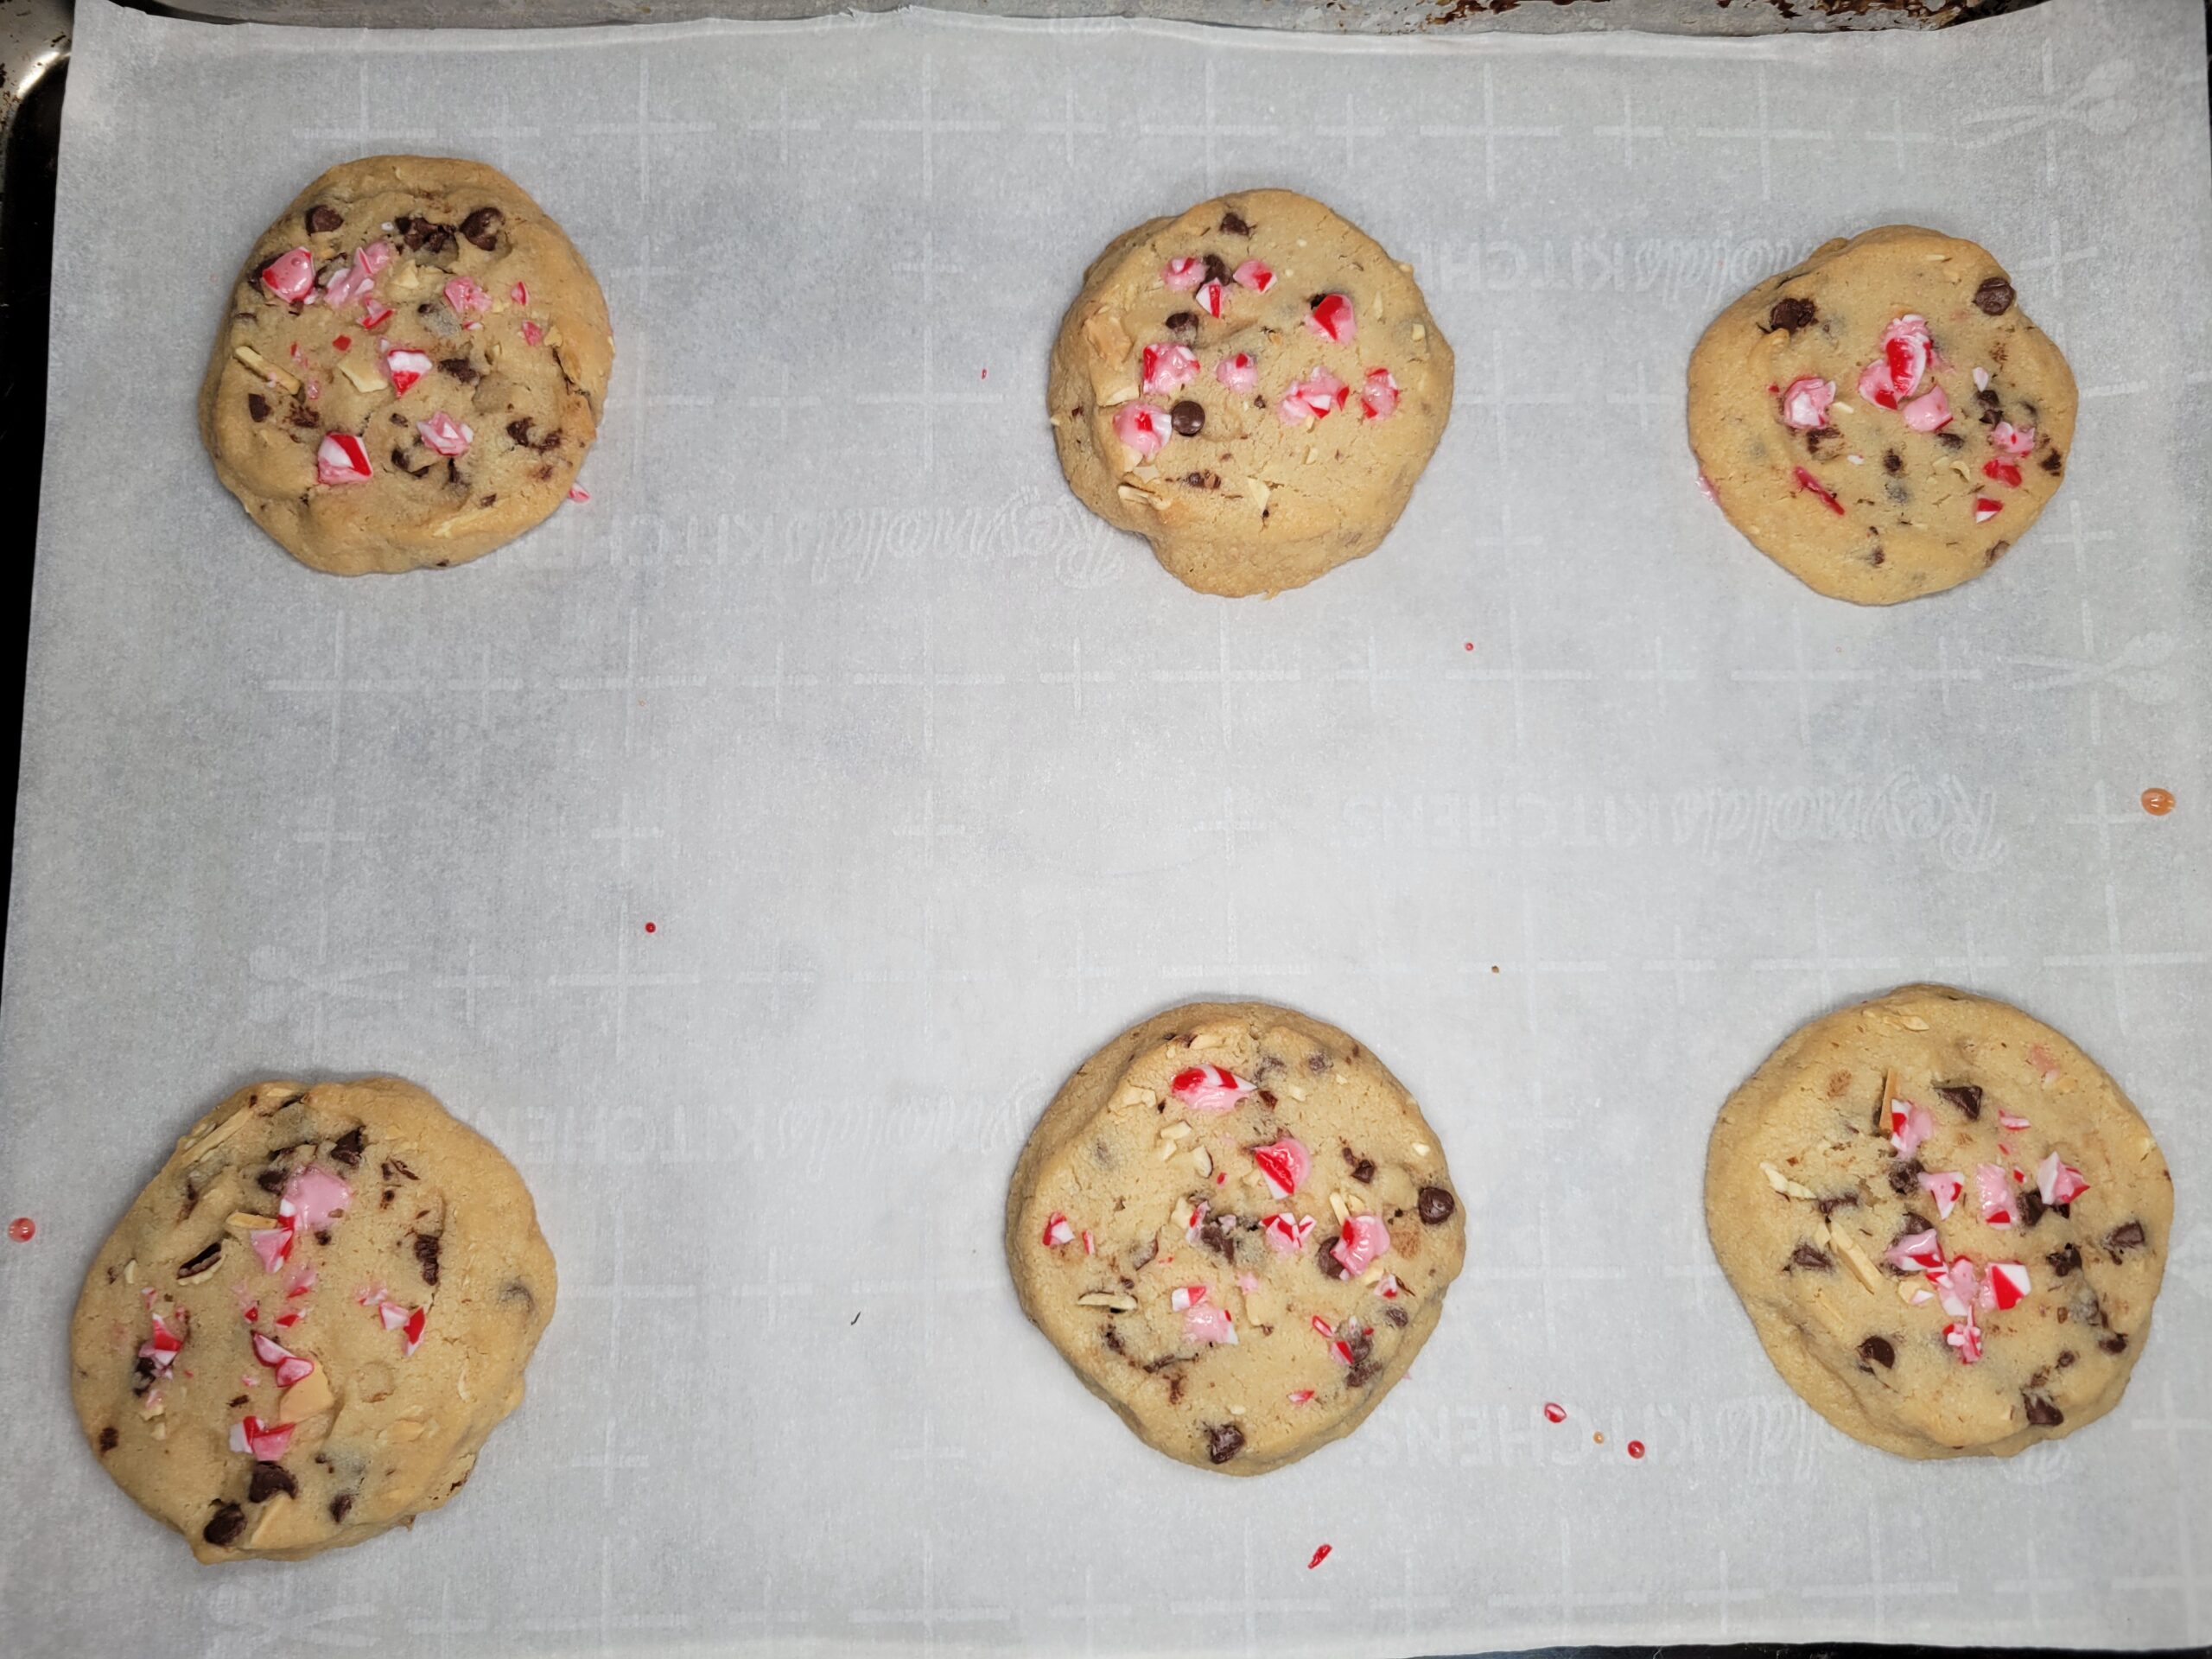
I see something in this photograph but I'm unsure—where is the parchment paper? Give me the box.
[2,2,2207,1654]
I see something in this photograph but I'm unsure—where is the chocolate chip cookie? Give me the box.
[1048,190,1455,597]
[1706,985,2170,1459]
[1006,1001,1465,1474]
[71,1077,556,1560]
[199,155,613,575]
[1688,226,2075,604]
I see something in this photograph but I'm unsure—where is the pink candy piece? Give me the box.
[251,1332,315,1389]
[401,1306,428,1356]
[1305,293,1356,344]
[1183,1305,1236,1346]
[1233,259,1274,293]
[1141,342,1200,397]
[280,1166,353,1232]
[1359,367,1401,422]
[261,247,315,303]
[522,321,545,347]
[1885,1228,1945,1274]
[1250,1137,1312,1199]
[1331,1213,1390,1277]
[1976,1164,2018,1229]
[1041,1212,1075,1249]
[1988,1261,2031,1311]
[1973,498,2004,524]
[1163,257,1205,291]
[1329,1338,1355,1366]
[1918,1169,1966,1220]
[250,1221,296,1272]
[1779,376,1834,430]
[286,1265,317,1300]
[416,411,474,458]
[138,1311,186,1377]
[229,1415,296,1463]
[510,281,529,305]
[1262,1213,1316,1256]
[1859,315,1932,410]
[1169,1284,1208,1312]
[1215,353,1258,394]
[1277,368,1350,426]
[355,240,393,276]
[1376,1274,1402,1300]
[1171,1065,1253,1113]
[360,300,394,332]
[1888,1096,1934,1159]
[1311,1314,1335,1338]
[1792,466,1846,516]
[1998,1109,2032,1133]
[443,276,493,318]
[2037,1152,2090,1208]
[379,1301,410,1332]
[1111,403,1172,460]
[323,259,376,311]
[1935,1256,1980,1319]
[1696,471,1720,505]
[1287,1389,1315,1405]
[1197,280,1225,319]
[1991,421,2035,458]
[1899,385,1952,433]
[382,344,432,396]
[1945,1313,1983,1365]
[1236,1272,1261,1294]
[1082,1229,1095,1257]
[568,485,591,504]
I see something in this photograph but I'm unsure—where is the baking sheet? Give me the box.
[3,0,2209,1653]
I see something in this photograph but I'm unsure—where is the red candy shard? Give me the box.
[260,247,315,303]
[1792,466,1847,517]
[1887,1094,1932,1155]
[1111,402,1172,460]
[1543,1402,1567,1424]
[1883,1227,1944,1274]
[1779,376,1834,430]
[1973,497,2004,524]
[1287,1389,1315,1405]
[1141,341,1200,397]
[230,1414,296,1462]
[510,282,529,305]
[2037,1152,2089,1207]
[402,1306,427,1357]
[1197,279,1225,319]
[1277,368,1350,426]
[1626,1440,1646,1460]
[5,1217,31,1243]
[1215,352,1258,393]
[250,1218,297,1270]
[1250,1137,1311,1199]
[1310,1314,1334,1338]
[522,320,544,347]
[361,301,394,332]
[416,410,474,458]
[1976,1163,2018,1229]
[1307,1544,1332,1570]
[1163,257,1204,291]
[382,343,433,396]
[280,1166,353,1231]
[1169,1284,1208,1312]
[332,334,353,353]
[1262,1212,1316,1256]
[1988,1261,2031,1311]
[1944,1313,1983,1365]
[1041,1211,1075,1249]
[1170,1065,1253,1113]
[1983,458,2023,488]
[1182,1304,1236,1345]
[1934,1256,1980,1319]
[1234,259,1274,293]
[1917,1169,1965,1220]
[1990,420,2035,458]
[1331,1213,1390,1276]
[1359,367,1401,422]
[139,1310,187,1376]
[1305,293,1356,344]
[568,485,590,504]
[442,276,493,318]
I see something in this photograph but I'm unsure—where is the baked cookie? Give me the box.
[199,155,613,575]
[1688,226,2075,604]
[1706,985,2170,1459]
[71,1077,556,1560]
[1047,190,1454,597]
[1006,1001,1465,1474]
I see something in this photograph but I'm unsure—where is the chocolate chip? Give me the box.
[2107,1220,2147,1257]
[1203,253,1230,286]
[2046,1242,2083,1278]
[1170,399,1205,437]
[460,207,503,251]
[1936,431,1965,451]
[1306,1052,1328,1074]
[2041,449,2063,475]
[246,392,270,423]
[1164,310,1198,336]
[1883,450,1903,475]
[1102,1325,1125,1356]
[287,402,319,430]
[99,1426,118,1452]
[1347,1358,1381,1389]
[2023,1393,2064,1427]
[329,1492,355,1522]
[1934,1083,1982,1120]
[1976,386,2003,413]
[1974,276,2016,315]
[228,1395,249,1408]
[1789,1243,1833,1272]
[1382,1305,1409,1327]
[1255,1088,1276,1108]
[178,1241,223,1279]
[1219,211,1251,236]
[314,1229,333,1247]
[1887,1157,1924,1196]
[249,1461,298,1503]
[2020,1187,2046,1227]
[414,1232,442,1286]
[1814,1192,1859,1217]
[507,417,536,446]
[306,205,344,235]
[202,1503,246,1548]
[1766,296,1817,333]
[329,1126,365,1168]
[397,215,453,254]
[1198,1213,1238,1262]
[1858,1335,1896,1370]
[438,356,480,384]
[1343,1148,1376,1183]
[1318,1237,1348,1279]
[2056,1349,2076,1368]
[1203,1422,1245,1464]
[131,1356,155,1395]
[2099,1331,2128,1354]
[1167,1373,1185,1405]
[1418,1185,1456,1224]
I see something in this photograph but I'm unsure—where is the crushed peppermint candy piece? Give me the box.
[416,411,474,458]
[1376,1274,1402,1300]
[1988,1261,2031,1311]
[229,1415,296,1462]
[1112,403,1172,459]
[139,1310,186,1378]
[1183,1305,1236,1345]
[1888,1096,1934,1158]
[382,343,433,395]
[1976,1164,2018,1229]
[1278,368,1350,425]
[1169,1284,1209,1313]
[1041,1212,1075,1249]
[250,1219,297,1270]
[1306,293,1356,344]
[1359,367,1400,422]
[2037,1152,2089,1207]
[1858,315,1932,410]
[1310,1314,1335,1338]
[1171,1065,1253,1113]
[1233,259,1274,293]
[1973,366,1991,391]
[361,300,394,332]
[1779,376,1834,430]
[286,1265,317,1300]
[1198,279,1225,319]
[522,320,545,347]
[356,241,393,277]
[1141,342,1201,397]
[1973,498,2004,524]
[1081,1229,1095,1256]
[1934,1256,1980,1319]
[250,1331,315,1389]
[1262,1212,1317,1256]
[1884,1228,1945,1274]
[568,485,590,504]
[1215,352,1258,393]
[1331,1213,1390,1277]
[1697,471,1719,504]
[1983,458,2024,488]
[1250,1137,1312,1199]
[443,276,493,318]
[1163,257,1205,291]
[379,1301,410,1331]
[261,248,315,303]
[1329,1338,1356,1366]
[1792,466,1846,516]
[1287,1389,1315,1405]
[510,281,529,305]
[1990,421,2035,458]
[1918,1169,1966,1220]
[1899,385,1952,433]
[1944,1313,1983,1364]
[1998,1109,2032,1132]
[281,1166,352,1231]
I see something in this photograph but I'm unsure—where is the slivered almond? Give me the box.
[1759,1162,1815,1200]
[1077,1291,1136,1312]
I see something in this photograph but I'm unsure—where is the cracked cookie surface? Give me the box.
[199,154,613,575]
[71,1077,556,1560]
[1706,984,2169,1459]
[1688,225,2075,604]
[1047,189,1453,597]
[1007,1001,1465,1474]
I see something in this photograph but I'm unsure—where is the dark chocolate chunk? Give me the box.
[500,1280,537,1313]
[2041,450,2063,475]
[329,1126,365,1168]
[1306,1052,1328,1074]
[1417,1185,1456,1224]
[305,205,344,235]
[414,1232,442,1286]
[1256,1088,1276,1109]
[1198,1213,1238,1262]
[1318,1236,1349,1279]
[1974,276,2016,315]
[202,1503,246,1548]
[460,207,504,251]
[329,1492,355,1522]
[1343,1148,1376,1184]
[287,401,319,430]
[178,1241,223,1279]
[1789,1243,1833,1272]
[383,1157,418,1181]
[1170,399,1205,437]
[1887,1157,1924,1196]
[131,1356,156,1395]
[2056,1349,2076,1368]
[228,1395,249,1408]
[1102,1324,1125,1356]
[1165,310,1198,336]
[1167,1373,1185,1405]
[2107,1220,2147,1257]
[1883,450,1904,475]
[1858,1335,1896,1370]
[1382,1305,1409,1328]
[397,215,453,254]
[438,356,480,384]
[1936,431,1965,451]
[2023,1393,2064,1427]
[1220,211,1251,236]
[99,1426,119,1452]
[1976,386,2003,413]
[1766,296,1817,333]
[1203,1422,1245,1465]
[1203,253,1230,286]
[2047,1242,2083,1278]
[2099,1331,2128,1355]
[2020,1187,2046,1227]
[249,1461,298,1503]
[246,392,271,423]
